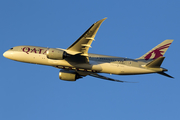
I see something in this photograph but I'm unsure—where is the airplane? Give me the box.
[3,18,174,82]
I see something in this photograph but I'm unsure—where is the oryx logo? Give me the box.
[144,43,171,60]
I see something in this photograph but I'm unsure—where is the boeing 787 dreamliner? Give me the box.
[3,18,173,82]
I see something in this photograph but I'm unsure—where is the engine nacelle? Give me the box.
[46,48,67,60]
[59,70,81,81]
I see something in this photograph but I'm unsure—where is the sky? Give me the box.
[0,0,180,120]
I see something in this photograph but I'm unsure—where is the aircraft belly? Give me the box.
[119,65,155,75]
[99,63,121,74]
[99,63,155,75]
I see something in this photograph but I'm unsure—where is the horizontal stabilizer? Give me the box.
[146,57,165,68]
[157,72,174,78]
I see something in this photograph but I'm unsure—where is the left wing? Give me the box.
[89,73,129,83]
[66,18,107,56]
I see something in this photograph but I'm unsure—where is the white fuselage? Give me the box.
[3,46,162,75]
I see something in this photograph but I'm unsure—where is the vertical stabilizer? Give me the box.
[137,40,173,60]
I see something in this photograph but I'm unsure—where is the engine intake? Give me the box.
[46,48,67,60]
[59,70,81,81]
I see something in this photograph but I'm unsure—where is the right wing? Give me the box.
[89,73,131,83]
[66,18,107,56]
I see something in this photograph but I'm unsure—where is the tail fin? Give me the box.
[137,39,173,60]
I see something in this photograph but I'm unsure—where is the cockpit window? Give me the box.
[10,48,13,50]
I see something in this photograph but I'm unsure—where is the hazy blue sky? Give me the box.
[1,0,180,120]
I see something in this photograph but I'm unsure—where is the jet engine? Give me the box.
[46,48,68,60]
[59,70,81,81]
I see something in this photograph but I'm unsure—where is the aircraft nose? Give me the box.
[3,51,7,57]
[3,51,12,59]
